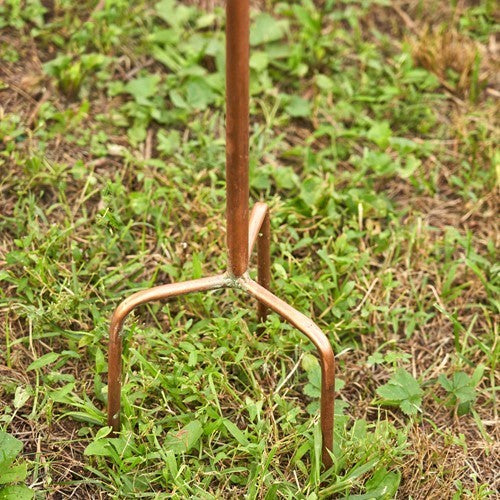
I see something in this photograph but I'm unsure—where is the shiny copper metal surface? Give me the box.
[107,273,334,466]
[248,202,271,321]
[248,202,268,253]
[241,278,335,467]
[106,0,336,469]
[225,0,250,276]
[107,274,229,432]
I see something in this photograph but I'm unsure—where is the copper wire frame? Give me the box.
[107,0,335,468]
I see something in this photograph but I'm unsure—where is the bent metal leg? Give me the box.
[107,0,335,469]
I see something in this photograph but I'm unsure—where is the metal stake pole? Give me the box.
[226,0,249,276]
[106,0,335,469]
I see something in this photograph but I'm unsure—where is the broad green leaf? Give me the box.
[42,55,71,77]
[0,433,22,468]
[455,386,476,403]
[196,13,216,29]
[222,419,250,447]
[157,130,180,155]
[0,485,34,500]
[27,352,59,371]
[148,28,179,45]
[94,426,113,441]
[471,364,485,386]
[164,421,203,454]
[127,123,147,145]
[83,440,112,457]
[60,411,104,425]
[13,387,30,410]
[306,365,321,389]
[250,14,288,46]
[440,371,478,409]
[316,74,334,91]
[249,52,269,72]
[299,177,323,206]
[155,0,174,22]
[400,400,421,416]
[349,467,401,499]
[0,464,27,485]
[344,457,380,481]
[302,353,318,373]
[155,0,192,27]
[399,154,421,179]
[273,263,287,280]
[376,384,408,401]
[165,449,178,479]
[304,384,321,398]
[375,369,423,416]
[169,89,188,109]
[285,96,311,118]
[292,5,320,31]
[438,374,452,392]
[185,77,216,110]
[48,383,75,403]
[123,75,161,105]
[367,121,392,149]
[272,166,297,190]
[452,372,471,390]
[80,53,107,71]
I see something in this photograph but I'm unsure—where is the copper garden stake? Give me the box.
[107,0,335,468]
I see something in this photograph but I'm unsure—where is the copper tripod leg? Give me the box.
[107,274,229,433]
[257,212,270,322]
[107,270,334,467]
[248,203,271,322]
[241,278,335,468]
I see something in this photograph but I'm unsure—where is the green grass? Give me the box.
[0,0,498,498]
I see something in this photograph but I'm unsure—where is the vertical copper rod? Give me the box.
[226,0,250,276]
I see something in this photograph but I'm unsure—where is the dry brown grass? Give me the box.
[410,27,498,97]
[363,0,500,101]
